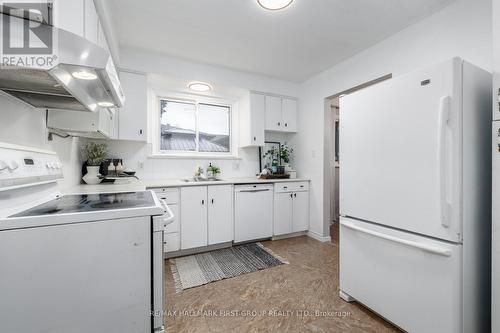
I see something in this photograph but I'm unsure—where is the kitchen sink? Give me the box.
[182,178,224,182]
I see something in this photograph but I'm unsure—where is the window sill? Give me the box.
[148,153,241,160]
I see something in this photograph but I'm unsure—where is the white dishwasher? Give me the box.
[234,184,273,243]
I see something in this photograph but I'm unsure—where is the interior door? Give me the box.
[292,191,309,232]
[340,58,462,242]
[208,185,233,245]
[180,186,208,249]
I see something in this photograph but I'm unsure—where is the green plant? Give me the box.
[208,164,221,175]
[279,144,294,164]
[81,142,107,166]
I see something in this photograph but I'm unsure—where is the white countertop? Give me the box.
[63,177,310,194]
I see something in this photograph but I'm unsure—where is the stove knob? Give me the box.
[7,160,19,171]
[0,160,7,171]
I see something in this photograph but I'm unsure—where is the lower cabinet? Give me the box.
[153,188,181,253]
[274,186,309,236]
[180,185,233,250]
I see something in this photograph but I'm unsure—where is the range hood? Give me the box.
[0,13,124,112]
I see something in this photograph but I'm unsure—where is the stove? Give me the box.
[11,191,155,217]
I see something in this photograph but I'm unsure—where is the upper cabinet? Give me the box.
[240,92,265,147]
[118,71,148,142]
[264,95,298,133]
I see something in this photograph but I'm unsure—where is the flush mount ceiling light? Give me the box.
[257,0,293,10]
[72,70,97,80]
[188,82,212,92]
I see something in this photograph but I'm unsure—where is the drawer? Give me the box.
[164,204,179,233]
[164,232,180,252]
[153,188,179,205]
[274,181,309,193]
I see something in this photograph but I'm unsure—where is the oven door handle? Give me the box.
[160,199,174,225]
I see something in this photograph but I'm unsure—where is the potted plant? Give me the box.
[207,163,221,179]
[81,142,107,184]
[280,144,294,172]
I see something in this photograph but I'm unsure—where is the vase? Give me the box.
[83,166,103,185]
[284,163,291,172]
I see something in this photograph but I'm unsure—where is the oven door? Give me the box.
[152,200,174,333]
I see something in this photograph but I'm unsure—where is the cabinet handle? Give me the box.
[253,136,256,141]
[278,122,281,126]
[294,193,297,198]
[285,123,288,127]
[211,198,214,204]
[139,129,143,135]
[202,199,204,205]
[290,193,293,198]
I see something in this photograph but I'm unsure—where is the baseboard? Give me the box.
[272,231,307,240]
[306,231,332,243]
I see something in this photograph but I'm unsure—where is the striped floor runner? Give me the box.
[170,243,288,292]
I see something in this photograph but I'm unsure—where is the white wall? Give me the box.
[0,94,83,190]
[105,49,300,180]
[293,0,492,239]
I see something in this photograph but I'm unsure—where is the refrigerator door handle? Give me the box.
[342,220,452,257]
[437,95,452,228]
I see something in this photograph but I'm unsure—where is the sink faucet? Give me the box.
[194,166,206,180]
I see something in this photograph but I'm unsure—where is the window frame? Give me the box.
[152,94,237,159]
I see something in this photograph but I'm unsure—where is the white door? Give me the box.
[250,93,265,146]
[208,185,233,245]
[274,192,292,235]
[282,98,298,132]
[292,191,309,232]
[265,95,282,131]
[119,71,148,142]
[180,186,208,249]
[340,217,461,333]
[340,58,462,242]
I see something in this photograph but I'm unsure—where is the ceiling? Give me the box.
[107,0,454,82]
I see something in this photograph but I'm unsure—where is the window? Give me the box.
[158,97,232,155]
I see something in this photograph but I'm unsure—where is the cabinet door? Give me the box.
[250,93,265,146]
[84,0,98,44]
[180,187,208,249]
[208,185,233,245]
[97,20,109,51]
[282,98,298,132]
[274,192,292,235]
[265,95,282,131]
[292,191,309,232]
[118,71,148,142]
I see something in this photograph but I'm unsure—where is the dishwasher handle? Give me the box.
[237,189,270,193]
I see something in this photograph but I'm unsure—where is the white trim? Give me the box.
[0,142,56,155]
[306,230,332,243]
[152,92,238,158]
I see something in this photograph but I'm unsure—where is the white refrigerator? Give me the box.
[339,58,491,333]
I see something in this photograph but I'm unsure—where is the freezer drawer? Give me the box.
[340,217,461,333]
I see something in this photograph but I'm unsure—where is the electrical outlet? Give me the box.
[138,161,144,170]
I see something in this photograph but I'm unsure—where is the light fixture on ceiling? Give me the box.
[257,0,293,10]
[188,82,212,92]
[97,101,114,108]
[72,70,97,80]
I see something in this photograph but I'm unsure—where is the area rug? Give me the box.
[170,243,288,292]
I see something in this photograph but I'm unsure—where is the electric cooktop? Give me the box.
[11,191,155,218]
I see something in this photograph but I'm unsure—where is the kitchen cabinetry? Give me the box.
[273,182,309,236]
[83,0,99,44]
[240,92,265,147]
[118,71,148,142]
[53,0,85,37]
[264,95,298,133]
[47,108,113,139]
[180,186,208,250]
[153,188,180,252]
[208,185,233,245]
[180,185,233,250]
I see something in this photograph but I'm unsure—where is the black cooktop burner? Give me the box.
[10,191,155,218]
